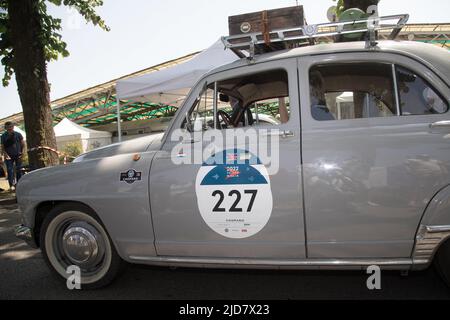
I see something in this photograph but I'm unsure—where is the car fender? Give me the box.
[16,150,158,261]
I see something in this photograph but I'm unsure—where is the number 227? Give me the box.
[212,190,257,212]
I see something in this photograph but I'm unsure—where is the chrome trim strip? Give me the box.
[413,224,450,265]
[425,225,450,233]
[129,255,414,269]
[392,64,401,116]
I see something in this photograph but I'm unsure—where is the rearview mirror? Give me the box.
[219,94,230,103]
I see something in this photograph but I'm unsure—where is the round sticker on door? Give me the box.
[195,149,273,239]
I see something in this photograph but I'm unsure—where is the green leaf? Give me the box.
[0,0,109,87]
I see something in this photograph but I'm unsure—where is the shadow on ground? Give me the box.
[1,203,450,300]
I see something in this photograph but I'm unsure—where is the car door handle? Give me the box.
[429,121,450,130]
[182,139,200,144]
[279,130,295,138]
[257,130,294,138]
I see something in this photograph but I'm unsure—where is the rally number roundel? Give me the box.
[195,149,273,239]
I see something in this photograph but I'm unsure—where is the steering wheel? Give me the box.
[216,110,233,129]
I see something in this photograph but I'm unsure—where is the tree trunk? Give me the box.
[7,0,59,169]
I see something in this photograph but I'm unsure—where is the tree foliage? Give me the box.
[0,0,109,87]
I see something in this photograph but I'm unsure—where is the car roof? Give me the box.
[207,40,450,86]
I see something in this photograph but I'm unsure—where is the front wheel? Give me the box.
[40,203,125,289]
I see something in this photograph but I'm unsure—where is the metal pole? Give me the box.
[255,103,259,125]
[116,96,122,142]
[213,82,218,129]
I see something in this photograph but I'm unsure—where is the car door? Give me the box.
[299,53,450,259]
[150,58,306,259]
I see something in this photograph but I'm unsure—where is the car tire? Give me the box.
[40,203,126,289]
[434,239,450,288]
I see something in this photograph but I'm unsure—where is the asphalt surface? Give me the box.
[1,202,450,300]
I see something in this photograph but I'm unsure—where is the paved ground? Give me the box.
[1,202,450,300]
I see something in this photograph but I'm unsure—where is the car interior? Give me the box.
[310,63,397,121]
[185,69,290,131]
[310,62,449,120]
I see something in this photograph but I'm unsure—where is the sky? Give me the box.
[0,0,449,119]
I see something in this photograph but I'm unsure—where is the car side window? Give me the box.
[183,69,290,131]
[309,63,396,121]
[215,69,290,129]
[396,66,449,115]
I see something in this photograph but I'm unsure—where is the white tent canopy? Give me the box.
[54,118,112,152]
[116,39,238,106]
[54,118,111,139]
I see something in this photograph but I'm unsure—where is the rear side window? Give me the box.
[309,63,396,121]
[396,66,449,115]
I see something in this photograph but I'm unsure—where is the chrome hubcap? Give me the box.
[61,222,105,269]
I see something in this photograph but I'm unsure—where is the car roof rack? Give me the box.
[221,14,409,59]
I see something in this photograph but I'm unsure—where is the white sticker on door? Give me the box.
[195,149,273,239]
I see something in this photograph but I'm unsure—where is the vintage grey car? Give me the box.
[15,40,450,289]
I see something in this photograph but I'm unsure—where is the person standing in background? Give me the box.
[1,122,25,190]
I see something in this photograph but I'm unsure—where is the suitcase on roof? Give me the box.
[227,6,305,56]
[228,6,305,37]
